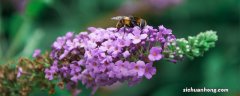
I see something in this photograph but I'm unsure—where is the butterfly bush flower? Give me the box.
[144,62,156,79]
[127,27,148,44]
[132,60,146,77]
[123,50,130,58]
[45,25,176,93]
[0,23,217,96]
[148,47,162,61]
[17,67,23,78]
[32,49,41,58]
[44,25,219,95]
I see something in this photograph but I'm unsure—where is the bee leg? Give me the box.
[116,21,121,30]
[122,25,128,39]
[123,25,127,32]
[132,21,137,27]
[140,20,147,29]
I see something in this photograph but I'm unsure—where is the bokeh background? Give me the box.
[0,0,239,96]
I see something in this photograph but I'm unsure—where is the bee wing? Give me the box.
[111,16,125,20]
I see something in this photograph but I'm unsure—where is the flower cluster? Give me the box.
[0,24,217,96]
[0,53,55,96]
[45,25,176,92]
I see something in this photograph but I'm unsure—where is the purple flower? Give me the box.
[144,62,156,79]
[65,32,74,39]
[127,27,148,44]
[98,62,111,72]
[87,61,100,73]
[115,60,129,77]
[88,27,97,32]
[71,74,81,83]
[17,67,23,78]
[66,38,80,51]
[60,66,69,77]
[109,45,122,57]
[77,60,85,66]
[148,47,162,61]
[53,37,65,50]
[117,38,131,47]
[80,70,95,88]
[86,40,97,49]
[159,25,172,35]
[101,55,113,64]
[59,50,70,60]
[50,65,58,73]
[166,34,176,42]
[99,40,113,52]
[46,25,178,94]
[45,68,55,80]
[123,50,130,58]
[70,64,81,75]
[107,70,116,78]
[32,49,41,58]
[131,60,146,77]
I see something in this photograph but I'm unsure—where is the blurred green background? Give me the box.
[0,0,239,96]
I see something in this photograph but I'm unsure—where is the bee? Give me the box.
[111,16,147,29]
